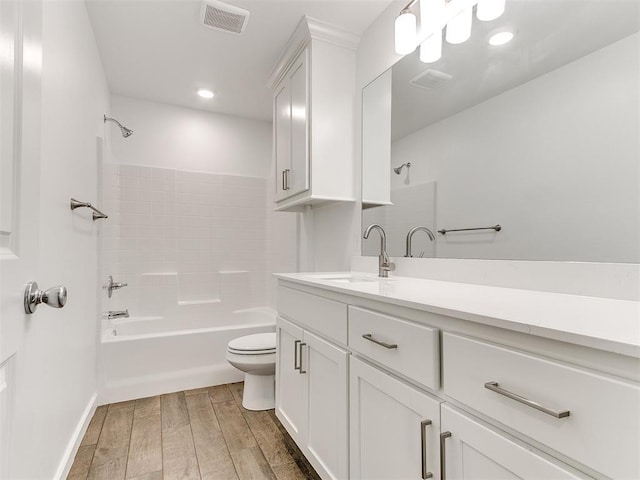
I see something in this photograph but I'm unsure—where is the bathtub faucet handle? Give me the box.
[104,275,128,298]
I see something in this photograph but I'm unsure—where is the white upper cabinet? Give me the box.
[268,17,359,211]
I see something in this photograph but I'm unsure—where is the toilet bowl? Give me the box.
[226,332,276,411]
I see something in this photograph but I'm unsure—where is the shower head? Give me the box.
[104,115,133,138]
[393,162,411,174]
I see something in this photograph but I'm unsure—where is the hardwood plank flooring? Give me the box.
[68,383,320,480]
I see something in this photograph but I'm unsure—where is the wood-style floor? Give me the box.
[67,382,321,480]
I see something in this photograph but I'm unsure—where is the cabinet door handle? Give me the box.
[420,420,433,479]
[294,340,301,371]
[362,333,398,349]
[299,342,307,374]
[440,431,451,480]
[282,170,286,191]
[284,169,290,190]
[484,381,570,418]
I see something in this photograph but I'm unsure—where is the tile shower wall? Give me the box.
[100,164,268,318]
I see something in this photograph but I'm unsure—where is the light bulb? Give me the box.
[489,31,513,46]
[197,89,214,99]
[477,0,506,21]
[420,31,442,63]
[395,10,417,55]
[445,7,472,44]
[420,0,446,31]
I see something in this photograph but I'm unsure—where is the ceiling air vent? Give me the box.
[410,69,453,90]
[200,0,250,34]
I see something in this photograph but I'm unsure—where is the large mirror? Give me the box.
[362,0,640,263]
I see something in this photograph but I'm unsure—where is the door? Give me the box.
[440,405,587,479]
[0,0,42,476]
[275,317,304,441]
[274,81,291,201]
[303,330,349,480]
[287,50,309,198]
[350,356,441,480]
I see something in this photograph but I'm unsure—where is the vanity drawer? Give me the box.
[443,332,640,479]
[278,286,347,344]
[348,306,439,390]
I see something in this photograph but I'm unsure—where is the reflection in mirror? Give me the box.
[362,0,640,262]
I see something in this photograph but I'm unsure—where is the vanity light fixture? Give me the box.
[395,6,418,55]
[489,31,513,46]
[445,6,473,44]
[197,88,215,99]
[419,0,445,63]
[395,0,507,61]
[477,0,506,22]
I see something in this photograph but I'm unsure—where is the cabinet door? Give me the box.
[303,330,349,480]
[440,405,587,480]
[275,317,304,441]
[274,81,291,201]
[287,50,309,197]
[350,356,441,480]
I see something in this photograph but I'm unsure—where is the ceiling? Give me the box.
[85,0,391,122]
[390,0,640,140]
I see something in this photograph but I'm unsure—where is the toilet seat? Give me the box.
[227,333,276,355]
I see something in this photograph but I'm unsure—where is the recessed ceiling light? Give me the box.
[197,89,215,99]
[489,31,514,46]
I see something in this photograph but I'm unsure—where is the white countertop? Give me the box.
[275,272,640,358]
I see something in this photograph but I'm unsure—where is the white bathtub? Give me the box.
[100,307,276,403]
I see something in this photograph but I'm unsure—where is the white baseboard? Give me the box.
[54,392,98,480]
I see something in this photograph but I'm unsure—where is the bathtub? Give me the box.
[100,307,276,403]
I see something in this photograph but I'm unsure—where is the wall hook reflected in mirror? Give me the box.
[393,162,411,174]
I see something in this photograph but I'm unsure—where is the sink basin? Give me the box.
[306,273,383,284]
[328,277,379,284]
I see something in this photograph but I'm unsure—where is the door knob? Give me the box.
[24,282,67,314]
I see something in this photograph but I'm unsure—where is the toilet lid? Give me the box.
[228,333,276,354]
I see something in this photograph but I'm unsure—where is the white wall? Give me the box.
[390,33,640,263]
[108,94,272,177]
[8,1,109,478]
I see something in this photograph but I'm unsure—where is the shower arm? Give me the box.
[104,115,124,129]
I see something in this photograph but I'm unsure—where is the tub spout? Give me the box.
[106,310,129,320]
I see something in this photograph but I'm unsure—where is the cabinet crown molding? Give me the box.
[266,15,360,89]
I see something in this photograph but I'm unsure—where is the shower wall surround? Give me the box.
[100,164,270,318]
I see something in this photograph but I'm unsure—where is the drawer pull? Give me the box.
[294,340,301,371]
[440,431,451,480]
[299,342,307,374]
[420,420,433,479]
[484,381,570,419]
[362,333,398,350]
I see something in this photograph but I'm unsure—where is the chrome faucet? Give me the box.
[363,224,395,278]
[405,226,435,257]
[106,310,129,320]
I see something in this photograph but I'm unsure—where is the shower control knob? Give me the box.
[24,282,68,314]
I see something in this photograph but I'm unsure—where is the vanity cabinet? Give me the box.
[267,17,358,211]
[276,289,349,480]
[276,278,640,480]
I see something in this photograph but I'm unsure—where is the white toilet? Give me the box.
[226,332,276,411]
